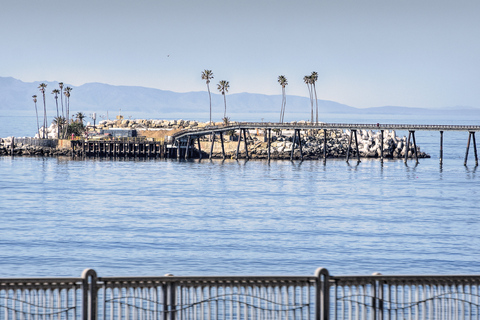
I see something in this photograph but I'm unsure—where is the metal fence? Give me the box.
[2,268,480,320]
[97,275,317,320]
[13,138,58,148]
[329,273,480,320]
[0,276,84,319]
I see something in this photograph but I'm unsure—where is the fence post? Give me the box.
[170,283,177,320]
[315,268,330,320]
[82,268,98,320]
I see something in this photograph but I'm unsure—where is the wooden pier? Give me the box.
[69,122,480,166]
[71,140,167,158]
[172,122,480,165]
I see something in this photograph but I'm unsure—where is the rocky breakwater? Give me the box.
[97,119,209,130]
[0,137,72,157]
[209,129,430,160]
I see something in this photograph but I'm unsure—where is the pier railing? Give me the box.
[2,269,480,319]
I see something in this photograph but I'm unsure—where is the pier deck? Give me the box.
[172,122,480,165]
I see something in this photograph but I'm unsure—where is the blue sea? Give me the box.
[1,113,480,278]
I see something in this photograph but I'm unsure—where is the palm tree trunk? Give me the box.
[207,84,212,125]
[60,90,64,118]
[67,97,70,126]
[223,94,227,119]
[42,92,47,139]
[34,103,40,138]
[313,83,318,124]
[280,90,284,123]
[308,84,314,124]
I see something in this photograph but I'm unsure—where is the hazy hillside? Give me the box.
[1,76,480,121]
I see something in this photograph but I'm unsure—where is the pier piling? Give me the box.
[242,129,249,159]
[440,131,443,165]
[267,129,271,161]
[219,132,226,160]
[236,129,241,160]
[323,129,327,163]
[209,132,215,160]
[380,130,384,162]
[464,131,478,166]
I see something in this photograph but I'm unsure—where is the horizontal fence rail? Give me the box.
[2,269,480,320]
[172,122,480,140]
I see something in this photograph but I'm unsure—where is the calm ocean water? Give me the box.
[1,113,480,278]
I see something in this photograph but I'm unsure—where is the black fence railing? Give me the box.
[2,269,480,320]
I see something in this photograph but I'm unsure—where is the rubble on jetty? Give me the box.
[0,138,71,156]
[207,129,430,160]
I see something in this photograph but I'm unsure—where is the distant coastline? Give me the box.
[2,76,480,120]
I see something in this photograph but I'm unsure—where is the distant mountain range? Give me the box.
[1,76,479,121]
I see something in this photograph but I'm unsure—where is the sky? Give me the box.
[2,0,480,109]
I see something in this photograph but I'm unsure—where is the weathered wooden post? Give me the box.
[465,131,478,166]
[404,131,412,163]
[209,132,215,160]
[236,129,242,160]
[197,137,202,160]
[219,132,226,160]
[176,139,181,159]
[411,131,419,164]
[354,130,361,163]
[440,131,443,165]
[473,132,478,166]
[243,129,249,159]
[380,130,384,162]
[185,136,191,160]
[323,129,327,162]
[464,132,471,166]
[10,137,14,156]
[346,130,353,162]
[297,129,303,161]
[290,130,296,161]
[267,128,271,161]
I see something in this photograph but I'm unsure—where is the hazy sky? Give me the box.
[2,0,479,109]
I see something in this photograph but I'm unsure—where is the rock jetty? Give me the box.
[0,137,72,156]
[1,120,430,160]
[206,129,430,160]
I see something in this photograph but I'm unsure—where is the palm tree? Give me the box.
[311,71,319,124]
[32,95,40,138]
[76,112,85,124]
[58,82,64,118]
[53,116,67,139]
[201,70,214,125]
[63,87,72,138]
[303,75,314,123]
[51,89,60,118]
[217,80,230,119]
[277,75,288,123]
[64,87,72,120]
[38,83,48,138]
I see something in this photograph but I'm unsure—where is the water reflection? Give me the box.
[2,154,480,277]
